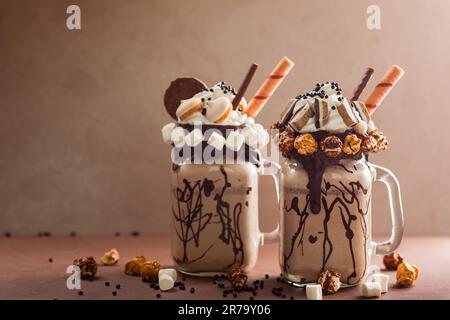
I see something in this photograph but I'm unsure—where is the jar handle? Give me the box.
[258,159,281,245]
[371,164,404,255]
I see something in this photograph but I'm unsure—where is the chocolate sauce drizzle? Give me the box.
[172,165,245,269]
[283,162,371,284]
[284,130,363,214]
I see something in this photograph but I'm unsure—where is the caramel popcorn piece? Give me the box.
[369,128,389,152]
[228,267,248,289]
[317,270,341,295]
[342,134,362,155]
[278,130,295,153]
[396,261,419,287]
[140,260,161,282]
[73,257,98,280]
[361,134,377,153]
[320,135,342,158]
[125,256,146,276]
[101,248,120,266]
[294,133,318,156]
[383,251,403,270]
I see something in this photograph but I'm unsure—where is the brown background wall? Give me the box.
[0,0,448,236]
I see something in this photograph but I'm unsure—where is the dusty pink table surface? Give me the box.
[0,235,448,300]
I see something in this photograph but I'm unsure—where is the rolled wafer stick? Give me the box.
[232,63,259,110]
[245,56,294,118]
[351,67,375,101]
[365,65,404,115]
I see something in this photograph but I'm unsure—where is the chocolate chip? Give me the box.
[249,296,254,300]
[4,232,11,237]
[223,293,227,298]
[105,282,110,287]
[116,284,121,290]
[156,293,161,298]
[233,293,237,298]
[70,231,76,237]
[265,274,269,279]
[131,231,140,236]
[78,291,83,296]
[190,288,195,294]
[182,277,187,281]
[48,258,53,263]
[290,296,295,300]
[112,291,117,296]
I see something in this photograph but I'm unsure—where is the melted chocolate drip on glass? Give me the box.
[283,163,371,284]
[173,165,245,269]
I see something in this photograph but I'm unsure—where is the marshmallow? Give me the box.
[256,127,270,149]
[185,128,203,147]
[171,127,186,148]
[159,274,174,291]
[159,268,177,281]
[252,123,265,132]
[207,132,226,150]
[361,282,382,298]
[242,127,259,148]
[306,284,322,300]
[158,268,177,291]
[372,274,389,293]
[226,131,245,151]
[161,123,176,144]
[205,97,232,124]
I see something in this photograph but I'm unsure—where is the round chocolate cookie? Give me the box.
[164,77,207,119]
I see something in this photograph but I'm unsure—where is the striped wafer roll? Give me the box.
[365,65,404,115]
[245,57,294,118]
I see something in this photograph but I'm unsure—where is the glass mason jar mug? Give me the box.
[170,125,280,276]
[280,157,404,286]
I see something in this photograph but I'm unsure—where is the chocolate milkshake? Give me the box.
[162,79,279,275]
[272,75,404,286]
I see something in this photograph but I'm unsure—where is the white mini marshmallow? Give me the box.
[159,268,177,281]
[185,128,203,147]
[207,132,226,150]
[252,123,265,132]
[161,123,176,144]
[171,127,186,148]
[242,127,259,148]
[158,273,174,291]
[226,131,245,151]
[306,284,322,300]
[256,128,270,149]
[372,274,389,293]
[362,281,382,298]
